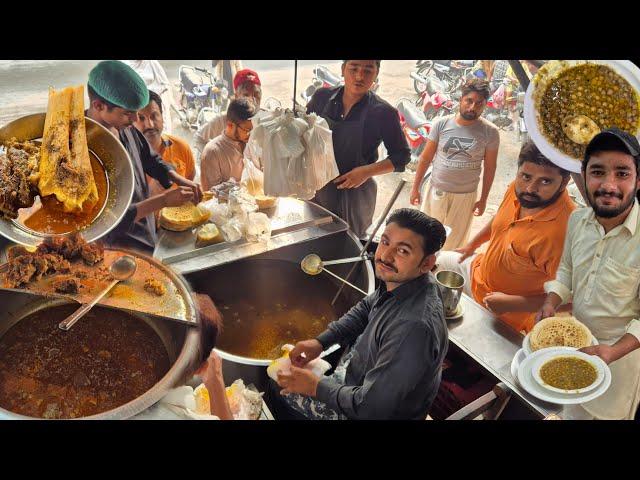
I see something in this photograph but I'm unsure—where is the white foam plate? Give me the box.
[517,347,611,405]
[524,60,640,173]
[531,350,605,395]
[510,348,527,387]
[522,331,598,356]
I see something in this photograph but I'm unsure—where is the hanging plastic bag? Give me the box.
[241,156,265,196]
[303,113,339,190]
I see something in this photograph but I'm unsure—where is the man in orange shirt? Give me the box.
[436,140,576,333]
[134,90,196,197]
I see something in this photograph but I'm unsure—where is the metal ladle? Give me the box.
[301,253,370,296]
[58,255,138,331]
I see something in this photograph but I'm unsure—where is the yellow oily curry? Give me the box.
[536,63,640,159]
[539,356,597,390]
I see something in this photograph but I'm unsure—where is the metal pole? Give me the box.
[570,171,588,204]
[331,179,407,305]
[293,60,298,117]
[508,60,531,90]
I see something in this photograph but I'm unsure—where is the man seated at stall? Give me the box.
[274,209,449,420]
[85,60,201,251]
[193,69,263,156]
[436,140,576,333]
[133,90,196,197]
[200,97,255,191]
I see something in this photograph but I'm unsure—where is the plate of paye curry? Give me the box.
[524,60,640,173]
[522,316,598,356]
[517,347,611,404]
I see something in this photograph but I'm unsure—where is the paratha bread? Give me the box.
[530,316,593,351]
[159,203,211,232]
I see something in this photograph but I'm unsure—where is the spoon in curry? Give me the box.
[58,255,138,331]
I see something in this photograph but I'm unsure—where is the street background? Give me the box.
[0,60,524,245]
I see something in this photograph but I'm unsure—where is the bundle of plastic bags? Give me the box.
[247,109,338,200]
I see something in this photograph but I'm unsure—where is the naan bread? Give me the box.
[530,316,593,351]
[159,203,210,231]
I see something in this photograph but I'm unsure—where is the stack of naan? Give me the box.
[158,202,210,232]
[530,316,593,352]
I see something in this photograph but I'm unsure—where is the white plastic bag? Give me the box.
[158,386,220,420]
[225,379,264,420]
[200,199,233,227]
[241,157,265,196]
[303,113,339,190]
[266,344,332,382]
[221,218,244,242]
[228,187,258,216]
[245,212,272,242]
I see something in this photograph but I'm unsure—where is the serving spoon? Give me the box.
[300,253,369,296]
[58,255,137,331]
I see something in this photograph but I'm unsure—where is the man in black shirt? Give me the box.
[85,61,202,250]
[276,209,449,420]
[306,60,411,238]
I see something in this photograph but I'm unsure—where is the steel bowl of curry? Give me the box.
[532,351,605,395]
[524,60,640,173]
[0,292,199,420]
[0,112,134,247]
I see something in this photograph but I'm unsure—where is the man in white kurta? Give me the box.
[539,129,640,420]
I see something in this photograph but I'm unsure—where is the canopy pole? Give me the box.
[293,60,298,116]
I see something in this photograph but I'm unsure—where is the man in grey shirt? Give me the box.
[410,79,500,250]
[276,209,449,420]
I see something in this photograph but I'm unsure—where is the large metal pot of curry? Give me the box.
[0,291,199,420]
[184,231,375,392]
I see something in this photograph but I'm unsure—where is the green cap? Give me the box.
[88,60,149,111]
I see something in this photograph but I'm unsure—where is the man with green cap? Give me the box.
[86,60,202,250]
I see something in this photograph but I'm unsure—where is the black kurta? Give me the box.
[306,86,410,238]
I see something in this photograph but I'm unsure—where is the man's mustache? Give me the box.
[376,259,397,273]
[521,192,540,200]
[594,189,623,199]
[144,128,160,136]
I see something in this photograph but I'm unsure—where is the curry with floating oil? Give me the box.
[212,260,353,360]
[0,304,169,419]
[15,152,108,235]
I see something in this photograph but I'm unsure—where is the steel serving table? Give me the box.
[450,294,592,420]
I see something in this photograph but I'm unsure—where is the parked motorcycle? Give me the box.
[412,60,476,96]
[173,65,229,130]
[396,98,432,167]
[413,75,458,120]
[300,64,380,105]
[482,78,519,130]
